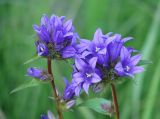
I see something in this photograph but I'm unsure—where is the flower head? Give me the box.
[115,46,144,78]
[68,28,144,95]
[33,14,77,59]
[72,57,102,96]
[27,67,49,80]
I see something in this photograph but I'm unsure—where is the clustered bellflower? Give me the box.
[63,28,144,100]
[25,14,145,118]
[33,14,77,59]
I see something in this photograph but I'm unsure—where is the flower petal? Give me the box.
[130,66,144,74]
[124,72,134,78]
[114,34,122,42]
[62,46,76,58]
[91,73,101,83]
[64,32,73,38]
[83,82,90,94]
[98,48,106,55]
[48,111,56,119]
[93,28,103,45]
[41,14,49,26]
[120,46,130,62]
[115,62,124,76]
[122,37,133,43]
[105,35,116,46]
[72,74,84,84]
[81,51,92,58]
[64,19,73,31]
[77,39,91,53]
[129,54,141,66]
[75,86,81,96]
[75,58,86,71]
[108,41,123,61]
[89,57,98,69]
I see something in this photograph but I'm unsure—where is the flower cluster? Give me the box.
[63,28,144,100]
[26,14,144,112]
[33,15,77,59]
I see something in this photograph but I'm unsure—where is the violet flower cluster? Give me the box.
[63,28,144,101]
[33,14,77,59]
[26,14,144,118]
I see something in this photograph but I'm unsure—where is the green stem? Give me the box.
[47,58,63,119]
[111,83,120,119]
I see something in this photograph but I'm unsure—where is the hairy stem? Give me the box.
[47,58,63,119]
[111,83,120,119]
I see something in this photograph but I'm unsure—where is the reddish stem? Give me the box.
[47,58,63,119]
[111,83,120,119]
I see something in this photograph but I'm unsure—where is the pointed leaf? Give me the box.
[80,98,113,116]
[24,55,40,65]
[10,79,43,94]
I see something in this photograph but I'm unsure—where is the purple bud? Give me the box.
[41,114,48,119]
[36,42,49,56]
[63,78,75,101]
[66,100,76,109]
[41,111,56,119]
[27,67,49,80]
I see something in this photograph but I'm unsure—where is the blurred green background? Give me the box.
[0,0,160,119]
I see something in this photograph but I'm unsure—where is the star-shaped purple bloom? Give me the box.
[115,46,144,78]
[72,57,102,95]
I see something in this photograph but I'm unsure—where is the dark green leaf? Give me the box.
[138,60,152,66]
[24,55,40,65]
[10,79,42,94]
[80,98,113,116]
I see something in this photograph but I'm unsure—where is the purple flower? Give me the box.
[36,42,49,56]
[70,28,144,96]
[77,28,132,65]
[63,78,75,101]
[27,67,49,80]
[72,57,102,95]
[41,111,56,119]
[77,28,113,64]
[33,14,77,59]
[115,46,144,78]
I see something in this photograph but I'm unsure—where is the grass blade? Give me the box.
[132,1,160,119]
[142,61,160,119]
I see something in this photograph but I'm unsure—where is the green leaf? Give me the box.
[138,60,152,66]
[10,79,42,94]
[24,55,40,65]
[80,98,113,116]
